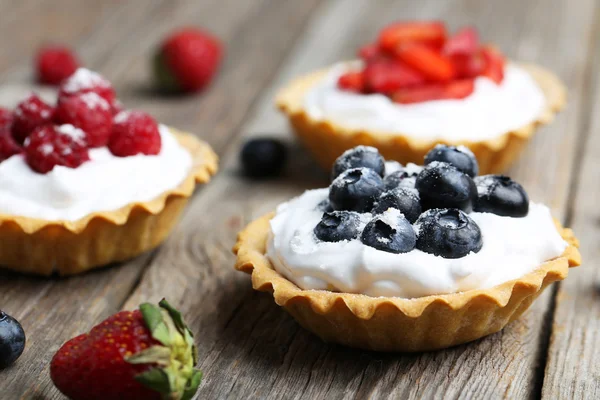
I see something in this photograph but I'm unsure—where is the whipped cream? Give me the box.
[304,63,546,141]
[267,186,567,298]
[0,125,192,221]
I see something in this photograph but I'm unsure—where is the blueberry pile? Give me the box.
[313,145,530,258]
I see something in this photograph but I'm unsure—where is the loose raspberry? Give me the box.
[109,111,161,157]
[55,92,113,147]
[36,45,80,85]
[24,124,90,173]
[154,27,222,93]
[0,107,13,129]
[0,125,22,162]
[12,94,54,144]
[58,68,116,108]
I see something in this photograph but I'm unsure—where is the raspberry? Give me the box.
[55,92,113,147]
[0,107,13,129]
[154,27,222,92]
[24,124,90,173]
[0,125,22,162]
[12,94,54,144]
[108,111,161,157]
[58,68,116,108]
[36,45,80,85]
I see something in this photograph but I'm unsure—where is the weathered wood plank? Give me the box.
[541,5,600,398]
[122,0,597,399]
[0,0,322,398]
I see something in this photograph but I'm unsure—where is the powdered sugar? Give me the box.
[56,124,86,143]
[62,68,108,94]
[78,92,110,111]
[113,110,131,124]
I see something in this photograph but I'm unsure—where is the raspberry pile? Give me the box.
[315,145,529,259]
[337,22,505,104]
[0,68,162,173]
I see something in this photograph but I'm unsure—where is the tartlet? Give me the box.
[276,22,566,174]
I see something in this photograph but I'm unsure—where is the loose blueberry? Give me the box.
[415,208,483,258]
[329,167,385,212]
[474,175,529,217]
[0,311,25,369]
[331,146,385,181]
[424,144,479,177]
[384,169,417,190]
[314,211,362,242]
[372,187,422,223]
[240,138,287,178]
[415,161,477,212]
[360,209,416,253]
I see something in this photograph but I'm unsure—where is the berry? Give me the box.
[50,299,202,400]
[394,44,455,82]
[329,167,385,212]
[0,126,22,162]
[415,161,477,212]
[0,107,13,129]
[59,68,116,107]
[481,46,505,84]
[378,21,446,52]
[154,27,223,93]
[331,146,385,180]
[317,199,333,213]
[337,71,365,93]
[384,168,419,190]
[443,27,479,56]
[361,208,416,253]
[363,60,425,93]
[314,211,362,242]
[0,311,26,369]
[12,94,54,144]
[392,79,474,104]
[240,138,287,178]
[415,208,482,258]
[372,187,421,223]
[36,45,80,85]
[24,124,90,173]
[109,111,161,157]
[424,144,479,177]
[55,92,113,147]
[474,175,529,217]
[358,43,383,62]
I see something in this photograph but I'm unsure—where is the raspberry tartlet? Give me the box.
[234,145,580,352]
[277,22,566,174]
[0,68,218,276]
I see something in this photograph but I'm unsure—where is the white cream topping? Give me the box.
[0,125,192,221]
[304,63,546,141]
[267,187,567,299]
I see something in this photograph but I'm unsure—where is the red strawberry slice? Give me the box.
[392,79,475,104]
[363,60,425,93]
[338,71,366,93]
[358,43,383,62]
[443,27,479,56]
[378,21,446,52]
[451,53,485,78]
[395,44,455,82]
[481,46,505,84]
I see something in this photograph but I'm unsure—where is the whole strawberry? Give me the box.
[153,27,222,93]
[50,299,202,400]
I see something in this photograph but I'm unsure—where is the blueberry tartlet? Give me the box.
[276,22,566,174]
[0,69,218,275]
[234,145,580,351]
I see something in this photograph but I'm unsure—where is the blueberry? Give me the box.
[0,311,25,369]
[372,187,422,223]
[474,175,529,217]
[331,146,385,181]
[314,211,362,242]
[329,167,385,212]
[415,209,483,258]
[415,162,477,212]
[316,199,333,212]
[361,209,416,253]
[424,145,479,177]
[240,138,287,178]
[384,169,417,190]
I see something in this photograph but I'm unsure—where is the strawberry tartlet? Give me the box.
[0,68,218,275]
[277,22,566,174]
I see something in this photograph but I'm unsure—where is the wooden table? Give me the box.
[0,0,598,398]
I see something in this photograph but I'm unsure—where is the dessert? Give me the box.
[234,145,581,351]
[0,310,25,369]
[0,68,218,275]
[277,22,566,174]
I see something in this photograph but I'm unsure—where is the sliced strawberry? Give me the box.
[358,43,381,62]
[378,21,446,52]
[395,44,455,82]
[338,71,365,93]
[451,53,485,78]
[392,79,474,104]
[481,46,505,84]
[443,27,479,55]
[363,60,425,93]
